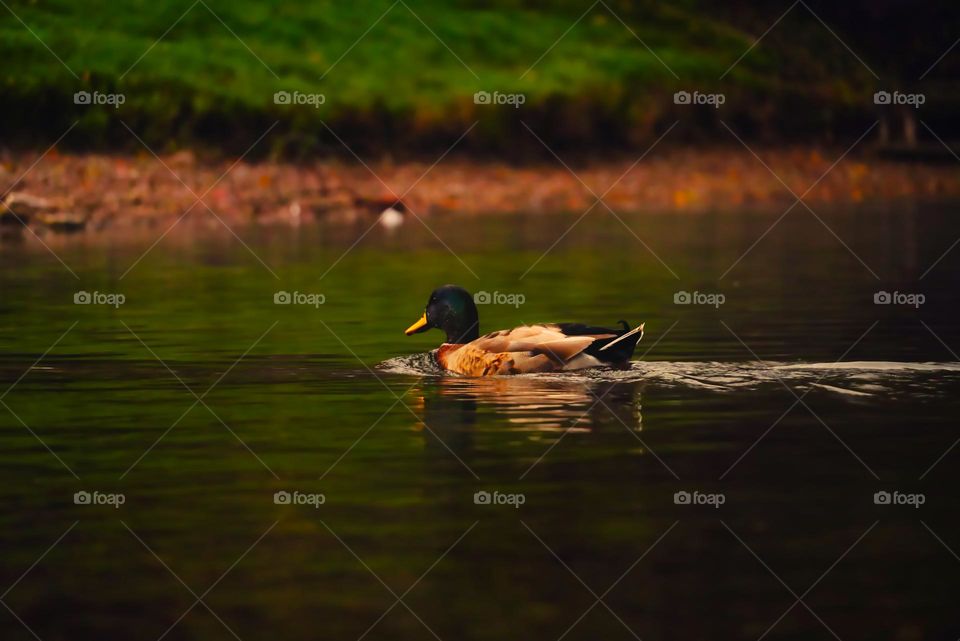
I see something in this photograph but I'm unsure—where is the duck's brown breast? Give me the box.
[438,344,514,376]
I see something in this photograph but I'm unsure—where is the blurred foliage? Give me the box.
[0,0,953,155]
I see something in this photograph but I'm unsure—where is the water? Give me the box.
[1,204,959,640]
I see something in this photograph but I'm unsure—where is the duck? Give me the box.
[404,285,645,376]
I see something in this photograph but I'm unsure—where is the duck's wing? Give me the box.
[444,324,621,374]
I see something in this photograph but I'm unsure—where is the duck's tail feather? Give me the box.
[599,322,645,352]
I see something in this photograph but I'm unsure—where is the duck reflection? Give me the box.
[409,375,645,461]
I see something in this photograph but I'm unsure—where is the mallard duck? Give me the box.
[404,285,645,376]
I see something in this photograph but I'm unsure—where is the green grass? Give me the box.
[0,0,876,154]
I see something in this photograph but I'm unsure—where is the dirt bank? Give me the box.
[2,148,958,238]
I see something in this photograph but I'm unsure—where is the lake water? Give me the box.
[1,204,959,640]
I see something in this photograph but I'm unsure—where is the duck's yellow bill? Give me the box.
[405,313,429,335]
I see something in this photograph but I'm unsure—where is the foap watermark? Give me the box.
[74,490,125,508]
[274,490,326,508]
[674,290,725,308]
[473,91,526,108]
[474,490,525,508]
[274,290,325,308]
[674,490,725,508]
[873,90,925,108]
[874,290,924,308]
[674,90,725,108]
[74,90,125,108]
[874,490,924,509]
[274,90,326,108]
[74,290,125,308]
[474,290,525,308]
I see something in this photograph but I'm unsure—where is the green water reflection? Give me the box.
[1,207,958,640]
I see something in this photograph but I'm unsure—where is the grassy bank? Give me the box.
[0,0,943,154]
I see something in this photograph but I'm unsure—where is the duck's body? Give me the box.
[405,286,645,377]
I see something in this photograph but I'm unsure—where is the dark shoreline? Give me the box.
[3,147,959,239]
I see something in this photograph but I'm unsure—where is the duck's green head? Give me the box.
[405,285,480,344]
